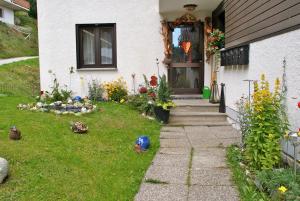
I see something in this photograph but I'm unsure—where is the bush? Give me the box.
[88,80,104,102]
[157,75,171,103]
[103,78,128,102]
[127,94,153,116]
[256,169,300,201]
[244,75,288,170]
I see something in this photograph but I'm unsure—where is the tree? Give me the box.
[28,0,37,19]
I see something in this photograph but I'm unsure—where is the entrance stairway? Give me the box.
[169,97,231,126]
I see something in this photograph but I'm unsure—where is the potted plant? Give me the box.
[153,75,175,123]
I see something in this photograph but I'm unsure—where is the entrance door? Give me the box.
[168,22,204,94]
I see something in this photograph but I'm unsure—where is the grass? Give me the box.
[0,58,39,96]
[0,11,38,59]
[226,146,269,201]
[144,178,168,185]
[0,60,161,200]
[186,147,194,187]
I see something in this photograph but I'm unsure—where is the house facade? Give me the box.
[38,0,300,129]
[0,0,29,24]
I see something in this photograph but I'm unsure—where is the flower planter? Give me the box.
[154,106,170,124]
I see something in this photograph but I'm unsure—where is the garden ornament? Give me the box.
[287,131,300,176]
[135,136,150,153]
[9,126,21,140]
[0,157,8,183]
[70,121,88,134]
[74,96,82,102]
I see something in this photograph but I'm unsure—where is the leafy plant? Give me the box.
[236,96,251,148]
[256,168,300,201]
[157,75,171,103]
[227,146,269,201]
[88,80,104,102]
[103,77,128,102]
[244,75,288,170]
[127,94,154,116]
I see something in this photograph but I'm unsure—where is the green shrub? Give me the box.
[157,75,171,103]
[244,75,288,170]
[127,94,153,116]
[88,80,104,102]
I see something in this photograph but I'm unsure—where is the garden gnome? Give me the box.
[0,157,8,183]
[9,126,21,140]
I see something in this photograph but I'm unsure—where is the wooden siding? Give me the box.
[224,0,300,48]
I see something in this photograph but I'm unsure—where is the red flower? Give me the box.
[150,79,157,87]
[139,87,148,94]
[298,101,300,108]
[150,75,158,87]
[149,92,156,98]
[151,75,158,81]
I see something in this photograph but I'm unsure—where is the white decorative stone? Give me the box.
[36,102,43,108]
[0,157,8,183]
[67,98,73,104]
[81,108,87,113]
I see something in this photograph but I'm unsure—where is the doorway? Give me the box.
[168,22,204,94]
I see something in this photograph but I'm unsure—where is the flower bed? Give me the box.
[17,99,97,116]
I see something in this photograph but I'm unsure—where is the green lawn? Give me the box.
[0,12,38,59]
[0,60,161,201]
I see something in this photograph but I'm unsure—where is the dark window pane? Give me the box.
[82,28,95,65]
[100,28,113,64]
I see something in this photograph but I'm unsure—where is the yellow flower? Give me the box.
[278,186,288,194]
[120,99,125,104]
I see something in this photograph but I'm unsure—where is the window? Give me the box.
[76,24,116,69]
[0,8,3,18]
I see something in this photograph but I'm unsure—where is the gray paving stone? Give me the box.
[159,147,191,155]
[160,138,191,148]
[193,147,226,157]
[190,138,226,148]
[191,168,232,186]
[145,165,188,184]
[192,154,227,169]
[213,129,241,139]
[135,183,188,201]
[184,126,208,132]
[152,153,189,167]
[188,185,239,201]
[161,126,184,132]
[160,132,186,139]
[186,131,217,140]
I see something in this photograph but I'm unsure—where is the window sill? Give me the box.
[76,68,118,71]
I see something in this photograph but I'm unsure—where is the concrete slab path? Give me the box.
[0,56,38,66]
[135,125,241,201]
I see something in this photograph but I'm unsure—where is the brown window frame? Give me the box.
[76,23,117,69]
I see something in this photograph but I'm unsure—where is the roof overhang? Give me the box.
[0,0,29,11]
[159,0,222,13]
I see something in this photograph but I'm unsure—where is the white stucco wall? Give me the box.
[38,0,166,96]
[0,6,14,24]
[38,0,214,96]
[219,28,300,130]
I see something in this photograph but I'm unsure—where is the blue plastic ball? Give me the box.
[135,136,150,151]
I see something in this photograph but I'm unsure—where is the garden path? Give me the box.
[135,99,241,201]
[0,56,38,66]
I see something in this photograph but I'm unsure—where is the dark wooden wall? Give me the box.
[224,0,300,48]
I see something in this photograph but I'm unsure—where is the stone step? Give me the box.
[169,112,228,124]
[171,94,202,100]
[172,105,219,113]
[168,121,231,127]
